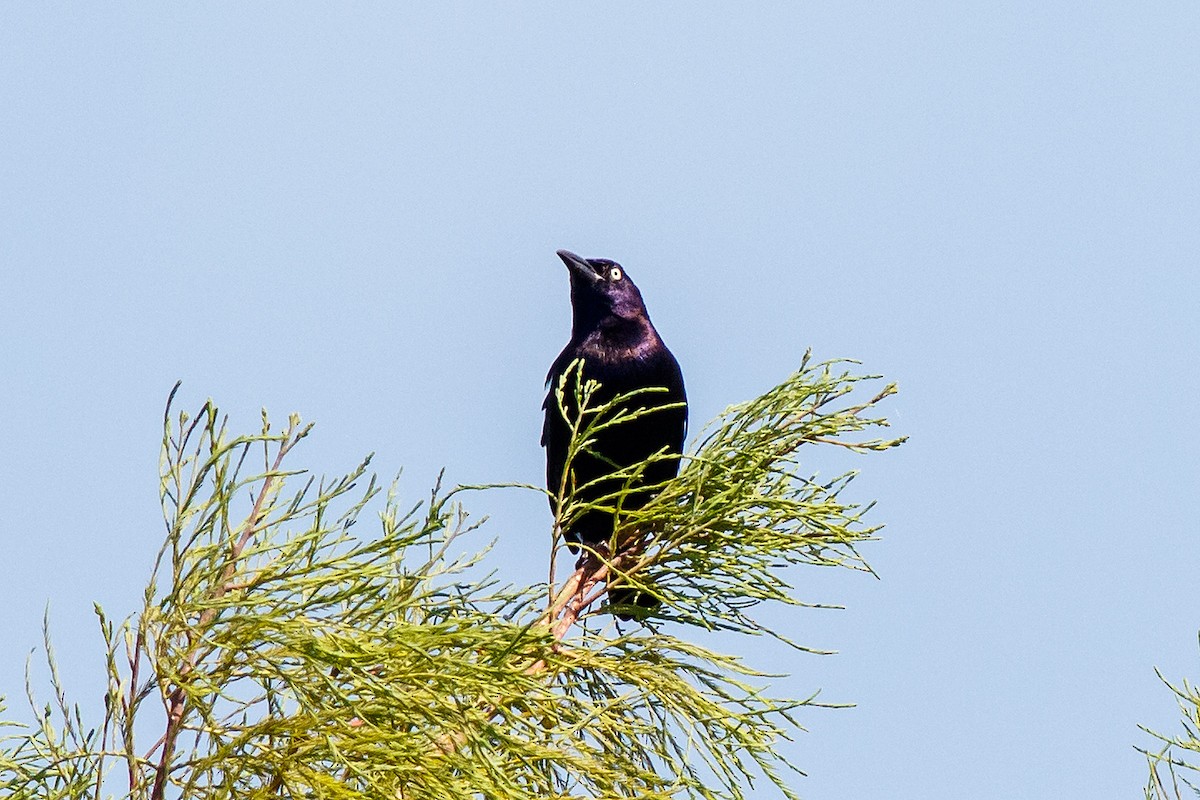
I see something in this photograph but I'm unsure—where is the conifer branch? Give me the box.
[150,412,305,800]
[1141,636,1200,799]
[2,356,903,799]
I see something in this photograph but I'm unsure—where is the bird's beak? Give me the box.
[557,249,602,284]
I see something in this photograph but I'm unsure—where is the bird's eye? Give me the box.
[608,267,623,281]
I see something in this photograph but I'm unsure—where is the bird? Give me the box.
[542,249,687,618]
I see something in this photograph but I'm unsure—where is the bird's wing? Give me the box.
[540,389,552,448]
[541,346,582,449]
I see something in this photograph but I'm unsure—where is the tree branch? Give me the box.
[149,421,300,800]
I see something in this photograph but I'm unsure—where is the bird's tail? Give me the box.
[607,581,661,622]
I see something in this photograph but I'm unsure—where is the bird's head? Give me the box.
[557,249,650,334]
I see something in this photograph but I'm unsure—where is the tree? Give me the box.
[1143,638,1200,800]
[0,354,903,799]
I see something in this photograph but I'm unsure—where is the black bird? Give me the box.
[542,249,687,617]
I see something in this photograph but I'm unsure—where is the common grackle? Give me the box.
[542,249,687,618]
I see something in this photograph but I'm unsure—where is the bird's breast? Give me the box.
[579,339,651,365]
[579,325,663,366]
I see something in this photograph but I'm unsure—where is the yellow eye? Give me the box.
[609,266,623,281]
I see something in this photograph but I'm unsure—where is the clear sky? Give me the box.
[2,5,1197,798]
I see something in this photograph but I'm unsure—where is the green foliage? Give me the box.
[1,356,903,799]
[613,355,898,634]
[1143,637,1200,800]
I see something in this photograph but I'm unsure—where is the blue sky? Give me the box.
[2,5,1197,797]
